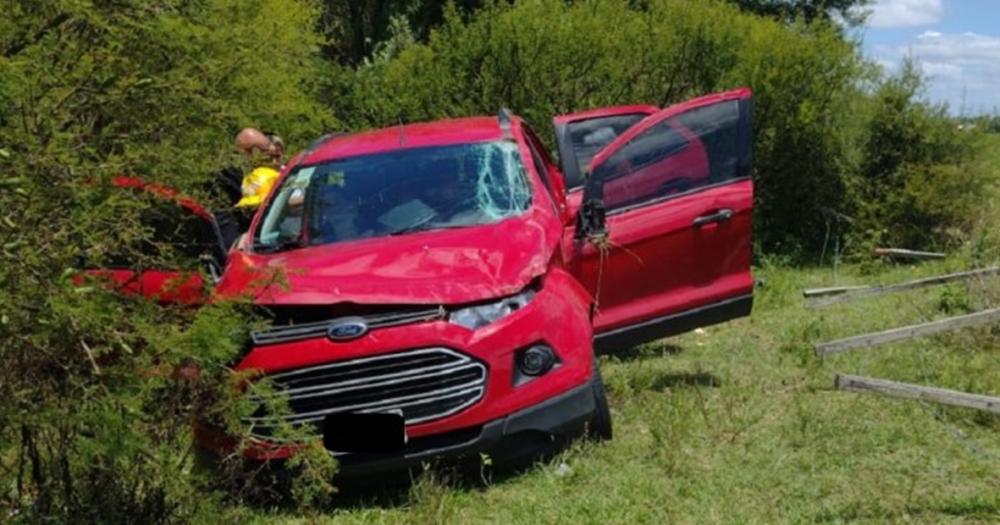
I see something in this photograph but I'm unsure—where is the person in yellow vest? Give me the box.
[234,128,284,209]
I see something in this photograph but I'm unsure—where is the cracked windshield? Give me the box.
[255,141,532,251]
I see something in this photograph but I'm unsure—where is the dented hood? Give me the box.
[216,211,559,305]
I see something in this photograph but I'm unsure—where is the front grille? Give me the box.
[251,307,445,346]
[244,348,487,437]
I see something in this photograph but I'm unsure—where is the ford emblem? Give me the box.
[326,317,369,341]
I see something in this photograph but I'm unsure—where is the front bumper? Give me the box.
[334,376,596,478]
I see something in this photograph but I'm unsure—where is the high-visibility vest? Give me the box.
[235,166,280,208]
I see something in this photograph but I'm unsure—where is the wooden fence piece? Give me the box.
[815,307,1000,356]
[874,247,946,260]
[802,285,869,298]
[806,267,1000,308]
[835,374,1000,414]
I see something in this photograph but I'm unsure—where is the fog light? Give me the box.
[518,345,556,376]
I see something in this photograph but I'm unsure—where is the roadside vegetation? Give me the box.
[3,0,1000,523]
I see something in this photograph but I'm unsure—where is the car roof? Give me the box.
[302,116,506,166]
[552,104,659,125]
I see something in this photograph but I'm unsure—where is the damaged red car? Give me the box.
[106,88,755,477]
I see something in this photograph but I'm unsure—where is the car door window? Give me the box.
[525,136,554,196]
[592,100,745,211]
[560,114,649,190]
[102,199,223,270]
[144,202,225,263]
[522,125,565,198]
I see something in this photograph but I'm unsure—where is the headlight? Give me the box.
[448,289,536,330]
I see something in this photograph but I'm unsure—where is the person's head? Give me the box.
[262,131,284,162]
[235,127,283,166]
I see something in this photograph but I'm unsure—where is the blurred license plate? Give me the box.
[323,412,406,453]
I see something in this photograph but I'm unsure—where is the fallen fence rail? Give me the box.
[805,267,1000,308]
[874,247,946,260]
[814,307,1000,356]
[836,373,1000,415]
[802,285,869,299]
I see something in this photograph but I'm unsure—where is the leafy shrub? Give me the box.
[324,0,865,255]
[851,61,984,251]
[0,1,337,522]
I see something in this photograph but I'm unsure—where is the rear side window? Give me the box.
[143,203,221,261]
[102,199,221,269]
[561,114,648,190]
[592,100,744,211]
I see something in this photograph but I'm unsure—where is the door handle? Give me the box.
[693,208,734,227]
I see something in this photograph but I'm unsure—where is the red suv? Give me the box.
[96,89,754,477]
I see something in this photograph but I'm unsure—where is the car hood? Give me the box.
[215,212,559,305]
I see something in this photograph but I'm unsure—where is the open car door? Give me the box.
[80,177,227,305]
[570,88,754,352]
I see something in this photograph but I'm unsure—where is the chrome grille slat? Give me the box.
[295,387,484,426]
[285,371,484,415]
[252,307,444,345]
[276,355,452,389]
[249,384,485,425]
[271,347,465,381]
[270,362,484,401]
[245,347,487,436]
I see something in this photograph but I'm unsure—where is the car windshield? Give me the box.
[254,141,532,251]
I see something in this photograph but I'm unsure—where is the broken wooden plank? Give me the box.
[874,247,946,260]
[802,285,869,298]
[807,267,1000,308]
[815,307,1000,356]
[835,374,1000,415]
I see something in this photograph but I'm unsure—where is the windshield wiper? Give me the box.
[387,213,439,236]
[253,237,305,254]
[388,223,433,236]
[388,222,471,237]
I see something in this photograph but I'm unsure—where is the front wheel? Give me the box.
[587,364,613,441]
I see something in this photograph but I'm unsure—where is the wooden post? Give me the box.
[806,267,1000,308]
[815,307,1000,356]
[835,374,1000,414]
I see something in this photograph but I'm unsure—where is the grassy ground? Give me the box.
[245,258,1000,524]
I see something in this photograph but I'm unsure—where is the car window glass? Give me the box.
[564,114,647,189]
[524,135,554,195]
[255,141,532,249]
[102,199,220,269]
[592,101,741,211]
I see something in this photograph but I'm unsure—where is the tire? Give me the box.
[587,364,613,441]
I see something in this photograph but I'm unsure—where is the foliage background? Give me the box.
[0,1,337,522]
[2,0,996,522]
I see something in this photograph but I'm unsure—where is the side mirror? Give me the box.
[199,253,224,284]
[575,198,607,242]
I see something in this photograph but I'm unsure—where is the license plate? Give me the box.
[323,412,407,453]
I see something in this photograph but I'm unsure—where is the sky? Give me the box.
[860,0,1000,115]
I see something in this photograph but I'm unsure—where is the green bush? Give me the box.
[0,1,337,522]
[851,61,984,252]
[324,0,866,255]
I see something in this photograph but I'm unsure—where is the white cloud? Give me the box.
[869,0,944,28]
[873,31,1000,113]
